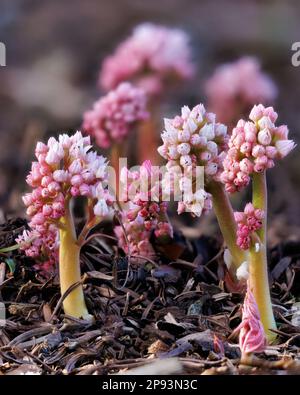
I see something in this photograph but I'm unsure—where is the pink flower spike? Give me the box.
[205,57,277,124]
[237,283,267,355]
[99,23,194,95]
[16,131,114,272]
[221,104,295,193]
[275,140,296,158]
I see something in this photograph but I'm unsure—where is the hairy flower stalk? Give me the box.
[158,103,246,270]
[226,104,296,341]
[16,132,113,319]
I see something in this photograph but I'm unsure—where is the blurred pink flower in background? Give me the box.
[99,23,195,96]
[82,82,148,149]
[205,57,277,125]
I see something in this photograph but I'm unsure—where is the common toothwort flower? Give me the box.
[226,104,296,341]
[158,104,228,214]
[158,103,246,270]
[16,132,113,320]
[99,23,194,96]
[205,57,277,125]
[82,82,148,149]
[114,160,173,261]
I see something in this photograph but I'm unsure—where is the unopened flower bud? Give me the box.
[257,128,272,145]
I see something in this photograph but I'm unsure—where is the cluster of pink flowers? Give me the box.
[234,203,264,250]
[221,104,296,193]
[157,104,229,216]
[205,57,277,124]
[82,82,148,149]
[236,283,267,354]
[16,228,59,272]
[114,161,173,259]
[16,131,113,270]
[99,23,194,96]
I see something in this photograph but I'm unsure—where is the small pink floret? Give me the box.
[221,104,295,193]
[236,284,267,355]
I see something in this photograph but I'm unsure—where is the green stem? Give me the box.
[250,172,277,342]
[207,181,246,270]
[59,201,92,320]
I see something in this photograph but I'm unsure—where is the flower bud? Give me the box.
[257,128,272,145]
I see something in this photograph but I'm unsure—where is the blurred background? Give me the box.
[0,0,299,243]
